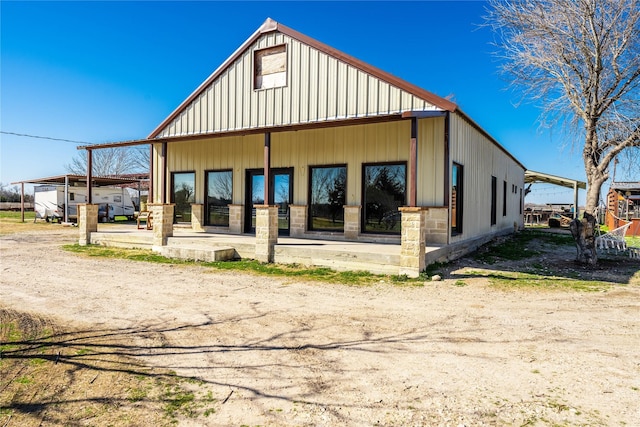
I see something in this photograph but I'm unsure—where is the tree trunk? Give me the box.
[569,212,598,265]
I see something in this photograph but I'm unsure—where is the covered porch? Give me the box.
[86,222,451,277]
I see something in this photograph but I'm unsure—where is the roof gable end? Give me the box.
[149,18,457,139]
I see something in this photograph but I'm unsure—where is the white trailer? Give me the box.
[34,185,135,223]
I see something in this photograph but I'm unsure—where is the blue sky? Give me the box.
[1,0,614,205]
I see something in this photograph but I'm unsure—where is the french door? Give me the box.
[245,168,293,235]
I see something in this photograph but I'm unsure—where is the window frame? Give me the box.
[503,180,508,217]
[170,171,196,224]
[451,162,464,235]
[204,169,233,227]
[491,176,497,226]
[254,45,287,90]
[361,161,407,235]
[308,164,347,232]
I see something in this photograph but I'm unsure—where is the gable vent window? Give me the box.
[254,45,287,90]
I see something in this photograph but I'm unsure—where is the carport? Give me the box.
[11,174,145,223]
[524,170,587,219]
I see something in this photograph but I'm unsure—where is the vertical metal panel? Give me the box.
[326,56,337,119]
[298,42,310,123]
[346,67,358,117]
[154,32,446,138]
[316,52,328,119]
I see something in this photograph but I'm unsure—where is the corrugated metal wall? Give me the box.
[449,113,525,243]
[152,119,445,207]
[157,33,438,138]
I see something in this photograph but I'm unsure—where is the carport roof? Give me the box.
[11,174,143,186]
[524,170,586,190]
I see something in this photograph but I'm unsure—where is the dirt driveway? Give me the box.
[1,228,639,426]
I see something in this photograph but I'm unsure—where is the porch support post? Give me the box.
[20,182,25,223]
[399,207,426,278]
[149,144,154,203]
[409,117,418,207]
[255,205,278,263]
[86,149,93,204]
[64,175,69,223]
[78,204,98,246]
[264,133,271,204]
[343,205,361,239]
[148,203,174,248]
[160,142,167,204]
[573,181,579,219]
[191,203,205,232]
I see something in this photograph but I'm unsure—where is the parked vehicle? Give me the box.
[34,185,135,222]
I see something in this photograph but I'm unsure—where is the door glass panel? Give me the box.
[172,172,195,223]
[250,174,265,229]
[206,170,232,226]
[273,173,290,232]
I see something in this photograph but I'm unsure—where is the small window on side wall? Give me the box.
[452,163,463,235]
[255,45,287,90]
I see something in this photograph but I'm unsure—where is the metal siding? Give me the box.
[153,31,443,138]
[325,56,337,120]
[336,61,348,119]
[308,47,319,121]
[449,113,525,244]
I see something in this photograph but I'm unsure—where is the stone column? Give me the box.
[399,207,427,278]
[343,205,361,240]
[78,204,98,246]
[148,203,174,248]
[289,205,307,237]
[255,205,278,263]
[228,205,244,234]
[191,203,205,232]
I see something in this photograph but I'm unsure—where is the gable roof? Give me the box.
[148,18,458,139]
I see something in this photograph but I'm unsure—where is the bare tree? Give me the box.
[486,0,640,264]
[66,146,149,176]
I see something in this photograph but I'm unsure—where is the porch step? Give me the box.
[166,236,255,258]
[274,244,401,276]
[90,231,154,249]
[160,245,237,263]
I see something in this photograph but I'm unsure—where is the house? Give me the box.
[78,18,526,277]
[605,182,640,236]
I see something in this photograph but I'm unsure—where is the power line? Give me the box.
[0,131,91,145]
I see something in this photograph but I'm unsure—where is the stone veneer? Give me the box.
[343,206,361,239]
[424,207,448,244]
[255,205,278,263]
[289,205,307,237]
[190,204,205,232]
[228,205,244,234]
[398,207,427,278]
[78,204,98,246]
[148,204,174,247]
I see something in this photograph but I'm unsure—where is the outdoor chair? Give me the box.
[595,222,632,255]
[136,211,153,230]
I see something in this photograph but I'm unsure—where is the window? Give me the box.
[70,192,75,201]
[491,176,497,226]
[206,170,232,227]
[114,195,122,203]
[254,45,287,90]
[519,188,523,215]
[363,163,406,234]
[171,172,195,223]
[309,165,346,231]
[503,180,507,216]
[452,163,463,235]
